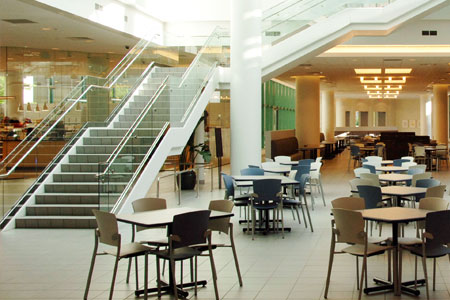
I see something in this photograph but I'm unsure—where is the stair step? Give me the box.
[76,145,151,155]
[89,128,162,137]
[26,204,101,216]
[61,163,140,173]
[35,193,120,204]
[44,182,127,193]
[15,216,97,229]
[53,172,132,183]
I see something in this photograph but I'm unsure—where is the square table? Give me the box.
[117,207,234,298]
[376,166,408,173]
[381,186,427,206]
[379,174,412,185]
[361,207,429,296]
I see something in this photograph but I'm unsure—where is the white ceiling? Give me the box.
[0,0,138,54]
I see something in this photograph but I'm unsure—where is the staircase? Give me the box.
[14,67,187,228]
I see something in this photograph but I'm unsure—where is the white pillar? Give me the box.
[419,94,428,136]
[230,0,262,174]
[322,90,336,141]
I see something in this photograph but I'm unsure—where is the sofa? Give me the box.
[271,136,302,160]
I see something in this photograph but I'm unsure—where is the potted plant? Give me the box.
[178,116,211,190]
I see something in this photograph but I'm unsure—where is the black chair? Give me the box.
[153,210,219,300]
[401,210,450,299]
[249,179,283,240]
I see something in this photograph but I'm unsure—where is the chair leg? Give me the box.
[170,257,178,300]
[156,258,161,299]
[324,241,335,298]
[280,207,284,239]
[109,257,120,300]
[414,256,418,289]
[319,179,326,206]
[358,256,367,300]
[433,258,436,291]
[134,256,139,291]
[399,249,403,285]
[421,255,430,300]
[143,253,148,300]
[304,193,314,232]
[229,230,243,286]
[387,249,392,282]
[299,200,307,228]
[208,246,219,300]
[356,256,359,290]
[294,206,301,225]
[83,241,98,300]
[126,258,132,284]
[194,256,198,295]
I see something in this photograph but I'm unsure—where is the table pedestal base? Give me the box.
[364,277,425,296]
[135,279,207,298]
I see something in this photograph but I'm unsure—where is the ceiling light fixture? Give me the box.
[384,85,402,91]
[364,85,382,90]
[355,68,382,74]
[360,76,382,84]
[367,91,382,95]
[384,91,400,95]
[383,95,398,99]
[385,68,412,74]
[385,77,406,84]
[369,95,382,99]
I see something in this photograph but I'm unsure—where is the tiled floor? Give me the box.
[1,150,450,299]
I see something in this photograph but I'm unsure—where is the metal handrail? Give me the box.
[104,62,155,124]
[178,26,220,88]
[99,76,169,178]
[110,122,170,213]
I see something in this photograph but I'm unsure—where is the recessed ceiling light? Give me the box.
[355,68,382,74]
[367,91,382,95]
[384,85,402,90]
[385,68,412,74]
[385,77,406,84]
[369,95,382,99]
[360,76,382,84]
[383,95,398,99]
[384,91,400,95]
[364,85,382,90]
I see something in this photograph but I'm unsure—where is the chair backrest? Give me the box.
[425,185,446,198]
[221,173,235,199]
[93,210,120,247]
[171,210,211,249]
[297,174,310,194]
[359,173,380,187]
[248,164,261,168]
[315,157,323,163]
[332,208,365,245]
[332,197,365,210]
[354,167,370,178]
[349,178,373,193]
[424,210,450,246]
[261,161,278,169]
[274,155,291,163]
[402,161,417,168]
[408,166,426,175]
[350,145,360,156]
[310,162,322,179]
[365,156,382,163]
[291,164,310,176]
[414,146,425,157]
[253,179,282,204]
[419,197,449,211]
[401,156,415,162]
[375,144,384,157]
[298,159,314,165]
[416,178,440,188]
[411,172,431,186]
[208,200,234,234]
[240,167,265,176]
[357,185,382,209]
[132,197,167,232]
[265,158,274,162]
[362,163,376,174]
[393,159,409,167]
[435,145,447,156]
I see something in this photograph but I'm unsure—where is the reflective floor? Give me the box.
[1,150,450,299]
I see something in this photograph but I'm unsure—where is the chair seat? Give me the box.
[192,244,219,252]
[368,237,388,244]
[343,243,390,257]
[140,237,169,247]
[403,244,450,258]
[105,242,152,259]
[397,237,422,245]
[253,203,279,210]
[153,247,202,260]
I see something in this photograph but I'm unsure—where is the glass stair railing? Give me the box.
[5,27,229,229]
[0,33,162,228]
[262,0,396,45]
[98,27,228,215]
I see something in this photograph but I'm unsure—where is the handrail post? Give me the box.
[156,177,160,198]
[196,166,200,198]
[177,173,181,205]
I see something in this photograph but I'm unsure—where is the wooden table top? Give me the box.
[376,166,408,172]
[379,174,412,182]
[117,207,233,228]
[361,207,429,223]
[381,186,426,196]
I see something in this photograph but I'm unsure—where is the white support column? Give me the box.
[230,0,262,174]
[322,90,336,141]
[419,94,428,136]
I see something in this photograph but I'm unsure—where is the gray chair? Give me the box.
[401,210,450,299]
[357,185,384,209]
[240,167,264,176]
[416,179,440,188]
[354,167,370,178]
[84,210,152,300]
[222,173,250,219]
[153,210,219,300]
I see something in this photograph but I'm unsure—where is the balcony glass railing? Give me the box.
[262,0,396,45]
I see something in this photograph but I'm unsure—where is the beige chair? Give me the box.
[126,198,168,283]
[309,162,326,207]
[324,209,392,300]
[354,167,370,178]
[332,197,365,211]
[84,210,151,300]
[349,178,373,197]
[425,185,446,198]
[274,155,291,163]
[360,173,381,187]
[434,145,448,171]
[414,146,426,164]
[195,200,243,286]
